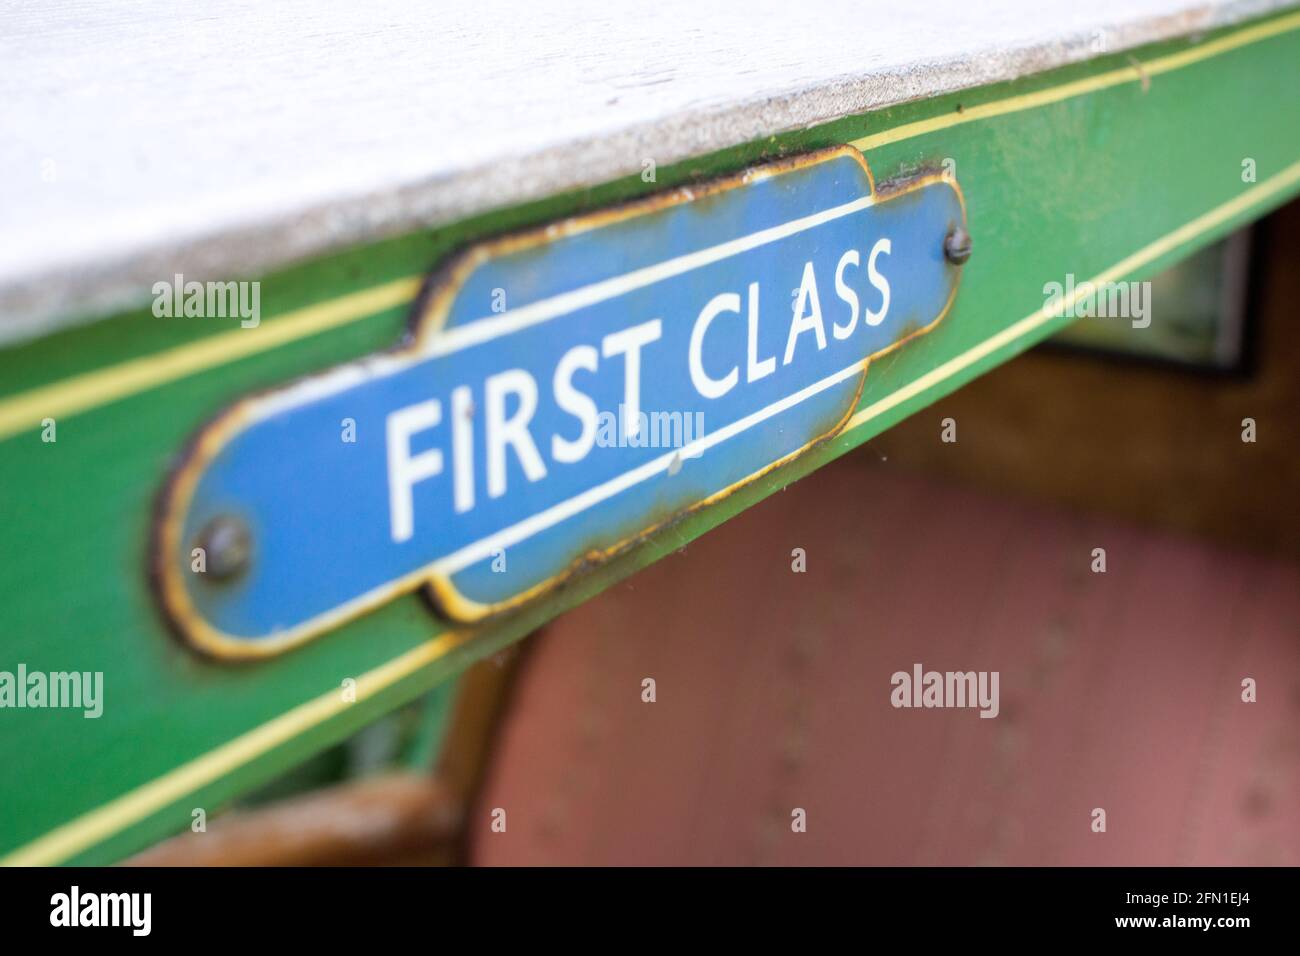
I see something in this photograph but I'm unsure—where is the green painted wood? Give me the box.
[1,11,1298,864]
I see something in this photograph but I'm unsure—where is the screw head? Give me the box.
[944,226,972,265]
[196,515,252,580]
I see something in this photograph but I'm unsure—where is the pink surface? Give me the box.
[471,458,1300,865]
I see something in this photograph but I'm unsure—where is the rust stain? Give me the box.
[153,145,967,659]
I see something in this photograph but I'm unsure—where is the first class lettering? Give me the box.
[385,237,893,541]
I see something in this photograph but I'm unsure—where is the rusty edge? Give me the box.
[150,145,967,660]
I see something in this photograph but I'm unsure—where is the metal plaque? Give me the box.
[154,146,967,657]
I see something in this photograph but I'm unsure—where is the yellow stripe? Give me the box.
[0,631,473,867]
[4,14,1300,867]
[847,159,1300,432]
[0,278,421,442]
[850,9,1300,153]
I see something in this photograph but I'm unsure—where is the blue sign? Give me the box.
[155,147,966,657]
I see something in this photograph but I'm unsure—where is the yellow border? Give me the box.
[154,146,961,659]
[3,12,1300,865]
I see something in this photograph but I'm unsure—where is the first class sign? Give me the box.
[154,146,967,658]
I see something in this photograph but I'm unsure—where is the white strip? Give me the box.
[426,193,877,357]
[434,357,867,573]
